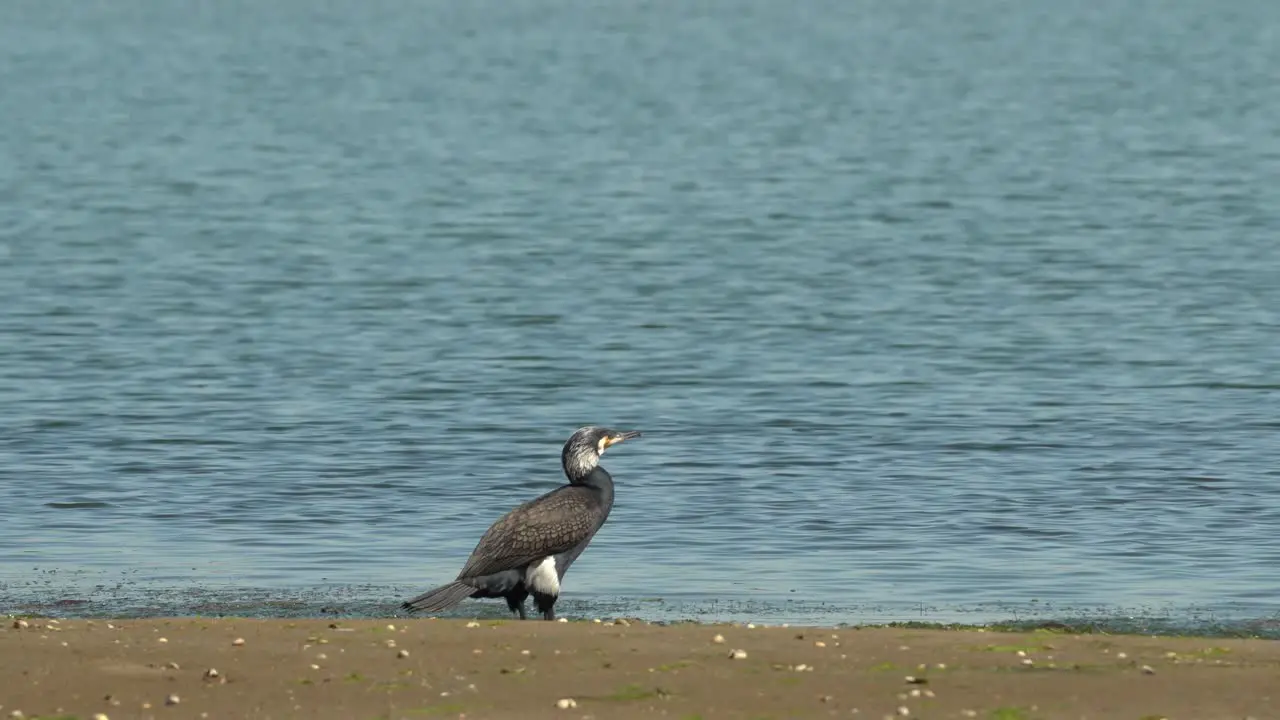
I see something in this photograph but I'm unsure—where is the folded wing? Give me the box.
[456,487,599,581]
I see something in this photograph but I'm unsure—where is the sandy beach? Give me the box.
[1,617,1276,720]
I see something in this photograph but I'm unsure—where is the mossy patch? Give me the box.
[978,643,1049,654]
[599,683,671,701]
[409,703,468,716]
[988,708,1034,720]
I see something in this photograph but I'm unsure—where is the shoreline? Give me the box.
[4,583,1278,642]
[3,617,1277,719]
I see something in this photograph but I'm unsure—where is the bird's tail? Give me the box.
[401,581,477,614]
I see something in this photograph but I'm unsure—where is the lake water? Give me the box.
[2,0,1279,634]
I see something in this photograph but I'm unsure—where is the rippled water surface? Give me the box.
[2,0,1279,632]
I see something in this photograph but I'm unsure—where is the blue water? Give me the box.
[2,0,1279,633]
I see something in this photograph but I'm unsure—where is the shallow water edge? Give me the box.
[3,581,1277,640]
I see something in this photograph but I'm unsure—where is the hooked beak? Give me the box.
[603,430,642,448]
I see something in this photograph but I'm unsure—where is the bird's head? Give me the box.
[561,425,642,482]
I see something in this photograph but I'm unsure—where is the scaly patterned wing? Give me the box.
[456,486,598,580]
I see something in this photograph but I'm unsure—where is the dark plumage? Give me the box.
[401,425,641,621]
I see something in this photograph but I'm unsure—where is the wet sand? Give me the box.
[2,617,1276,719]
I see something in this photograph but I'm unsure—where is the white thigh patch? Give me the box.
[525,556,560,596]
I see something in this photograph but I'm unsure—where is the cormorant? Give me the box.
[400,425,641,621]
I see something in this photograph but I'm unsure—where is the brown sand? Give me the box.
[2,617,1276,720]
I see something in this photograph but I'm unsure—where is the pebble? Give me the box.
[158,637,168,644]
[317,653,327,660]
[1021,658,1034,666]
[923,690,935,698]
[815,641,826,648]
[473,649,483,655]
[729,649,748,660]
[166,662,180,670]
[385,639,397,648]
[465,621,480,628]
[1016,650,1026,657]
[712,634,726,644]
[1141,665,1156,675]
[9,711,24,719]
[12,620,28,629]
[961,712,978,718]
[909,689,921,698]
[92,714,110,720]
[819,695,834,703]
[592,618,602,623]
[397,650,410,659]
[904,676,926,684]
[310,664,320,670]
[794,664,810,672]
[897,707,911,717]
[386,624,396,631]
[232,638,245,647]
[521,649,531,655]
[557,617,568,623]
[203,668,220,679]
[936,663,947,670]
[746,623,756,629]
[555,698,577,709]
[1117,652,1128,659]
[165,694,180,706]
